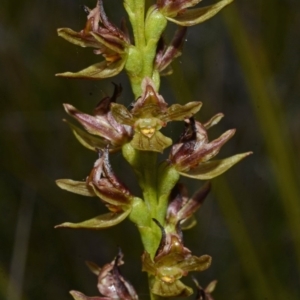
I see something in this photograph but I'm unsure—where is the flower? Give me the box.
[111,77,202,152]
[169,117,252,180]
[56,0,130,79]
[55,148,134,229]
[156,0,234,26]
[64,83,133,152]
[142,218,211,297]
[70,249,139,300]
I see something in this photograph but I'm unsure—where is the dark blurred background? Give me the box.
[1,0,300,299]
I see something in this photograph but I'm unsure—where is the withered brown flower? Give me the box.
[70,249,139,300]
[56,0,130,79]
[64,83,133,152]
[55,148,135,229]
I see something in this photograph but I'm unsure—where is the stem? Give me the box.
[122,145,161,257]
[124,1,167,96]
[124,0,146,48]
[157,162,180,225]
[140,151,158,213]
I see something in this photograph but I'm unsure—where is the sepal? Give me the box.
[178,152,253,180]
[63,120,110,152]
[56,59,126,79]
[55,210,131,229]
[166,0,234,26]
[56,179,95,197]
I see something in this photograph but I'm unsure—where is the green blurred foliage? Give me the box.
[1,0,300,299]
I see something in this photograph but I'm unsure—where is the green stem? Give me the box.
[140,151,158,213]
[124,0,146,49]
[124,2,167,96]
[156,162,180,225]
[122,144,161,257]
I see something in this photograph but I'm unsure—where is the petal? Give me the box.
[205,280,218,294]
[179,152,252,180]
[90,32,125,54]
[180,215,197,230]
[64,120,112,152]
[56,179,96,197]
[131,131,172,152]
[85,261,101,275]
[163,101,202,122]
[142,251,157,275]
[166,0,234,26]
[91,183,132,206]
[133,78,168,115]
[178,254,212,272]
[56,58,126,79]
[110,103,135,126]
[158,0,202,17]
[57,28,101,48]
[203,113,224,129]
[151,279,193,297]
[55,209,131,229]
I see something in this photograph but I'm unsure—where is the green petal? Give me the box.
[142,251,157,275]
[56,179,96,197]
[151,279,193,297]
[178,152,252,180]
[178,254,212,272]
[163,101,202,122]
[56,59,126,79]
[64,120,111,152]
[166,0,234,26]
[90,32,125,54]
[206,280,218,294]
[57,28,101,48]
[131,131,172,153]
[110,103,135,126]
[203,113,224,129]
[55,209,131,229]
[85,261,101,275]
